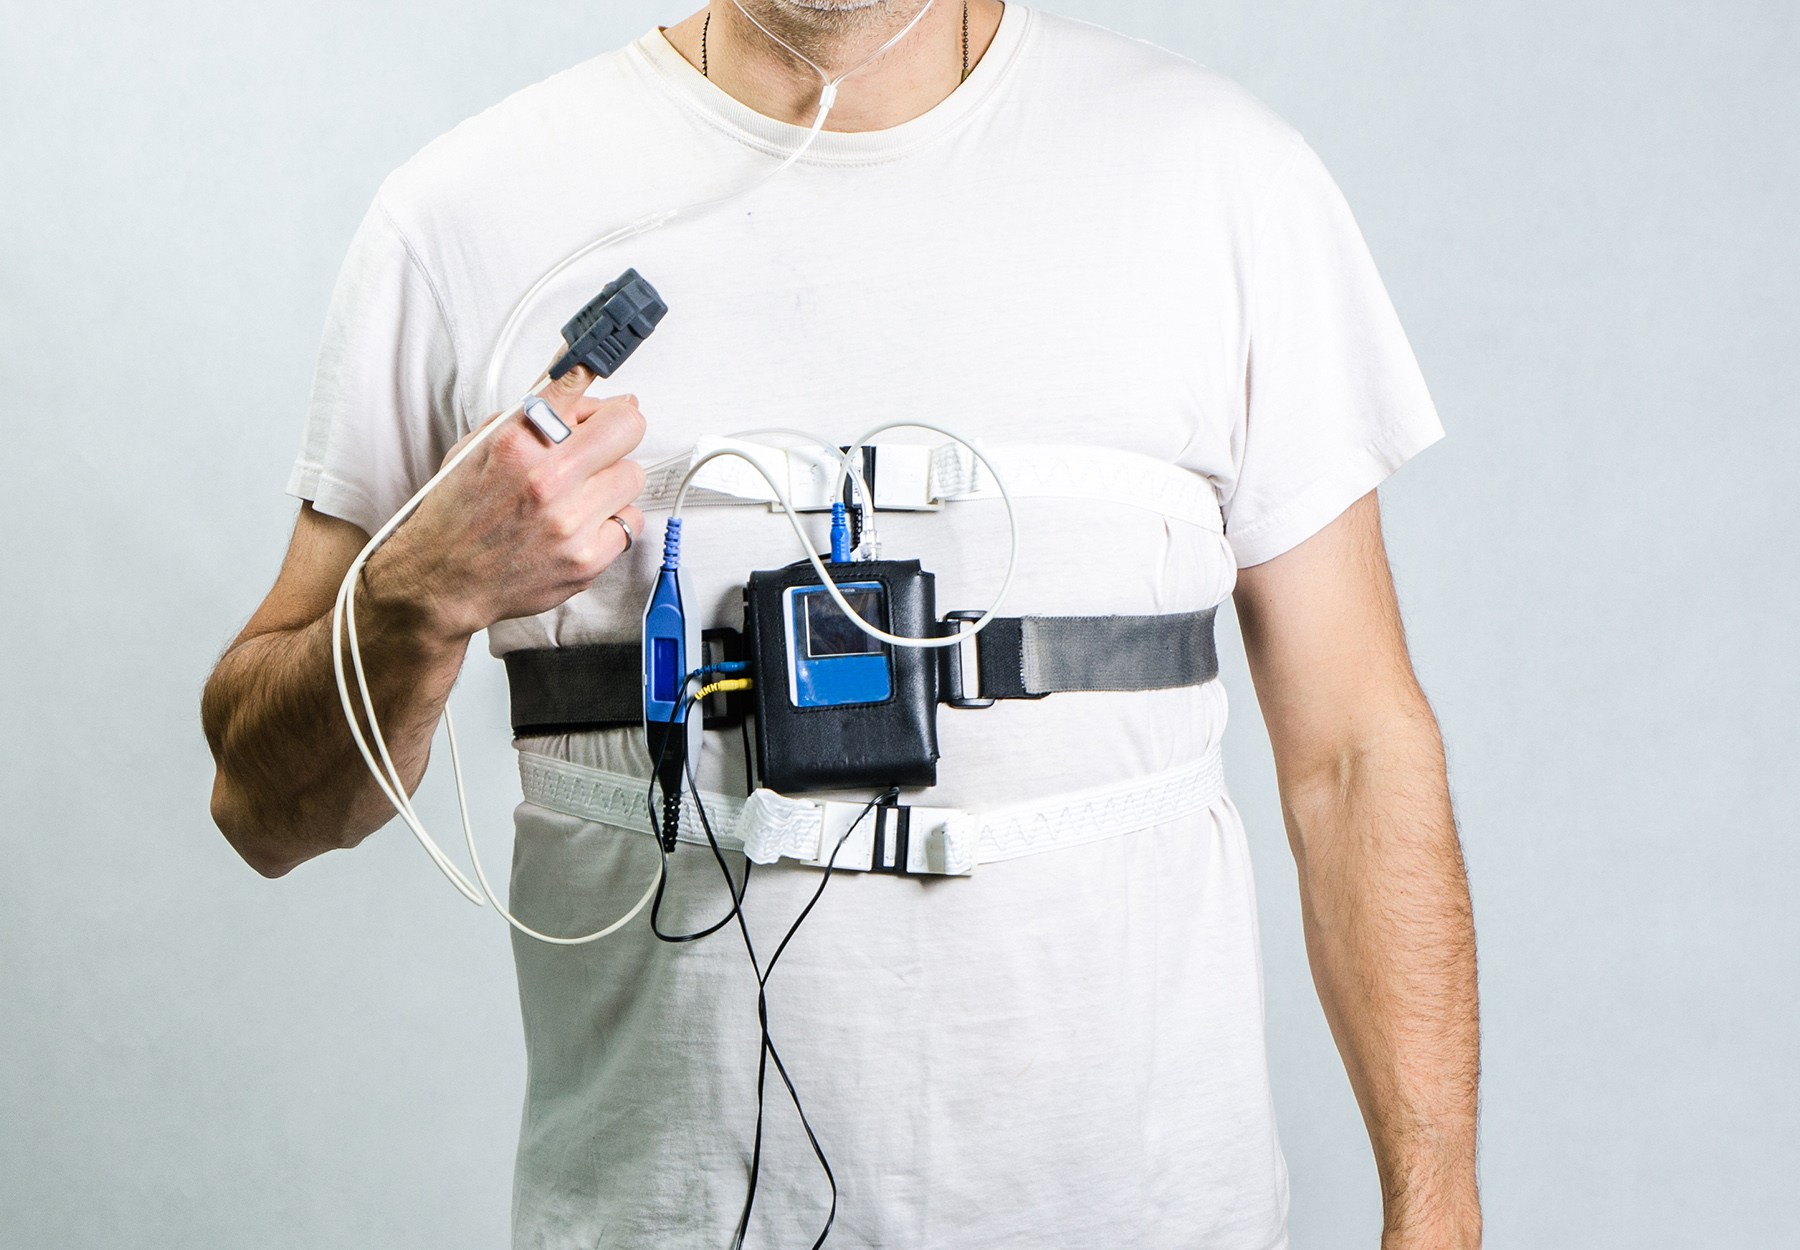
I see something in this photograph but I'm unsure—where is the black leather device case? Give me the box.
[744,559,940,794]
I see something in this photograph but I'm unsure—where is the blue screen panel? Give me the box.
[651,636,679,705]
[788,586,891,708]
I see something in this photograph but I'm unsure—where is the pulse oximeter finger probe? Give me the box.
[521,271,668,444]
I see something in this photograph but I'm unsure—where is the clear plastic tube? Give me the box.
[481,0,939,418]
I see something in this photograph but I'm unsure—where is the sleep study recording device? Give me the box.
[743,559,940,794]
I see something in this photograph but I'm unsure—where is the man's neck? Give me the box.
[662,0,1003,133]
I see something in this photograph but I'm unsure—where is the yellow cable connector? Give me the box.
[696,677,753,701]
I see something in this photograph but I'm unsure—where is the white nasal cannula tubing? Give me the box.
[481,0,939,417]
[334,0,981,941]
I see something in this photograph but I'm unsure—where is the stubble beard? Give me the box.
[736,0,934,69]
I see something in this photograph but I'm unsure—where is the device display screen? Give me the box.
[783,583,892,709]
[805,589,884,657]
[650,636,680,704]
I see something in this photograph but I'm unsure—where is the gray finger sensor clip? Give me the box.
[548,269,668,381]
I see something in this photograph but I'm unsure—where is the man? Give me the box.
[203,2,1479,1246]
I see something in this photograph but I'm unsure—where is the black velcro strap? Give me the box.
[969,617,1039,700]
[505,609,1219,732]
[503,642,640,737]
[958,608,1219,701]
[1021,608,1219,694]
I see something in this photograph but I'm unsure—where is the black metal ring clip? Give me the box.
[939,610,995,710]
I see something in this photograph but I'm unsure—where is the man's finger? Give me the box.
[558,396,647,482]
[601,504,645,561]
[535,363,637,431]
[566,459,648,530]
[538,363,595,415]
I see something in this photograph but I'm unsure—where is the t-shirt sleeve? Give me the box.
[285,195,464,536]
[1220,140,1444,568]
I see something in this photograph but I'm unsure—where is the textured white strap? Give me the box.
[927,444,1225,532]
[517,752,747,844]
[638,441,1224,532]
[972,750,1226,864]
[517,750,1227,876]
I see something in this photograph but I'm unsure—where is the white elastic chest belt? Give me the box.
[518,748,1226,876]
[641,439,1228,532]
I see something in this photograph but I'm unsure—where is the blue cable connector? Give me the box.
[829,501,851,563]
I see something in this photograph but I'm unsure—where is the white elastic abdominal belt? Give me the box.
[518,748,1227,876]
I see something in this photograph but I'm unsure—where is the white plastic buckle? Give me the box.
[777,443,942,514]
[800,798,974,876]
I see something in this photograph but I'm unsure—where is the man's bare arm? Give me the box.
[202,371,648,878]
[1234,492,1480,1249]
[202,505,466,876]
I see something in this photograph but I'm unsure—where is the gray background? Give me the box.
[2,0,1794,1245]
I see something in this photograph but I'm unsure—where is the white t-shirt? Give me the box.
[290,9,1442,1248]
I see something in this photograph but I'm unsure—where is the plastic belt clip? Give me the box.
[811,794,971,876]
[734,789,962,875]
[869,793,911,874]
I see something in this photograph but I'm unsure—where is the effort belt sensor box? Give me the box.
[745,559,939,794]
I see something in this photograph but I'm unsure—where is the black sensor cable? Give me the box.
[645,679,751,944]
[643,668,890,1248]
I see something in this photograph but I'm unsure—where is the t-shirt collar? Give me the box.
[630,3,1031,165]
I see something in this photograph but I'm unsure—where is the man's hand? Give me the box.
[202,368,647,877]
[364,371,648,643]
[1234,492,1481,1249]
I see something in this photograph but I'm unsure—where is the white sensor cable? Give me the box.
[671,423,1017,650]
[725,424,880,554]
[332,388,543,906]
[449,707,662,945]
[331,378,663,940]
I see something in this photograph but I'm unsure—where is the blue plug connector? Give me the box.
[643,517,691,852]
[644,519,689,728]
[830,502,851,563]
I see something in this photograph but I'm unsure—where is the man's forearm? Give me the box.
[203,576,468,877]
[1280,712,1479,1248]
[204,380,645,878]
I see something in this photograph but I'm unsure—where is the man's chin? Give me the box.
[771,0,899,13]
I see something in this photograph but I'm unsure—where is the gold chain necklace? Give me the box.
[701,3,970,83]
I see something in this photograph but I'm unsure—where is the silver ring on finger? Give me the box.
[609,514,635,553]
